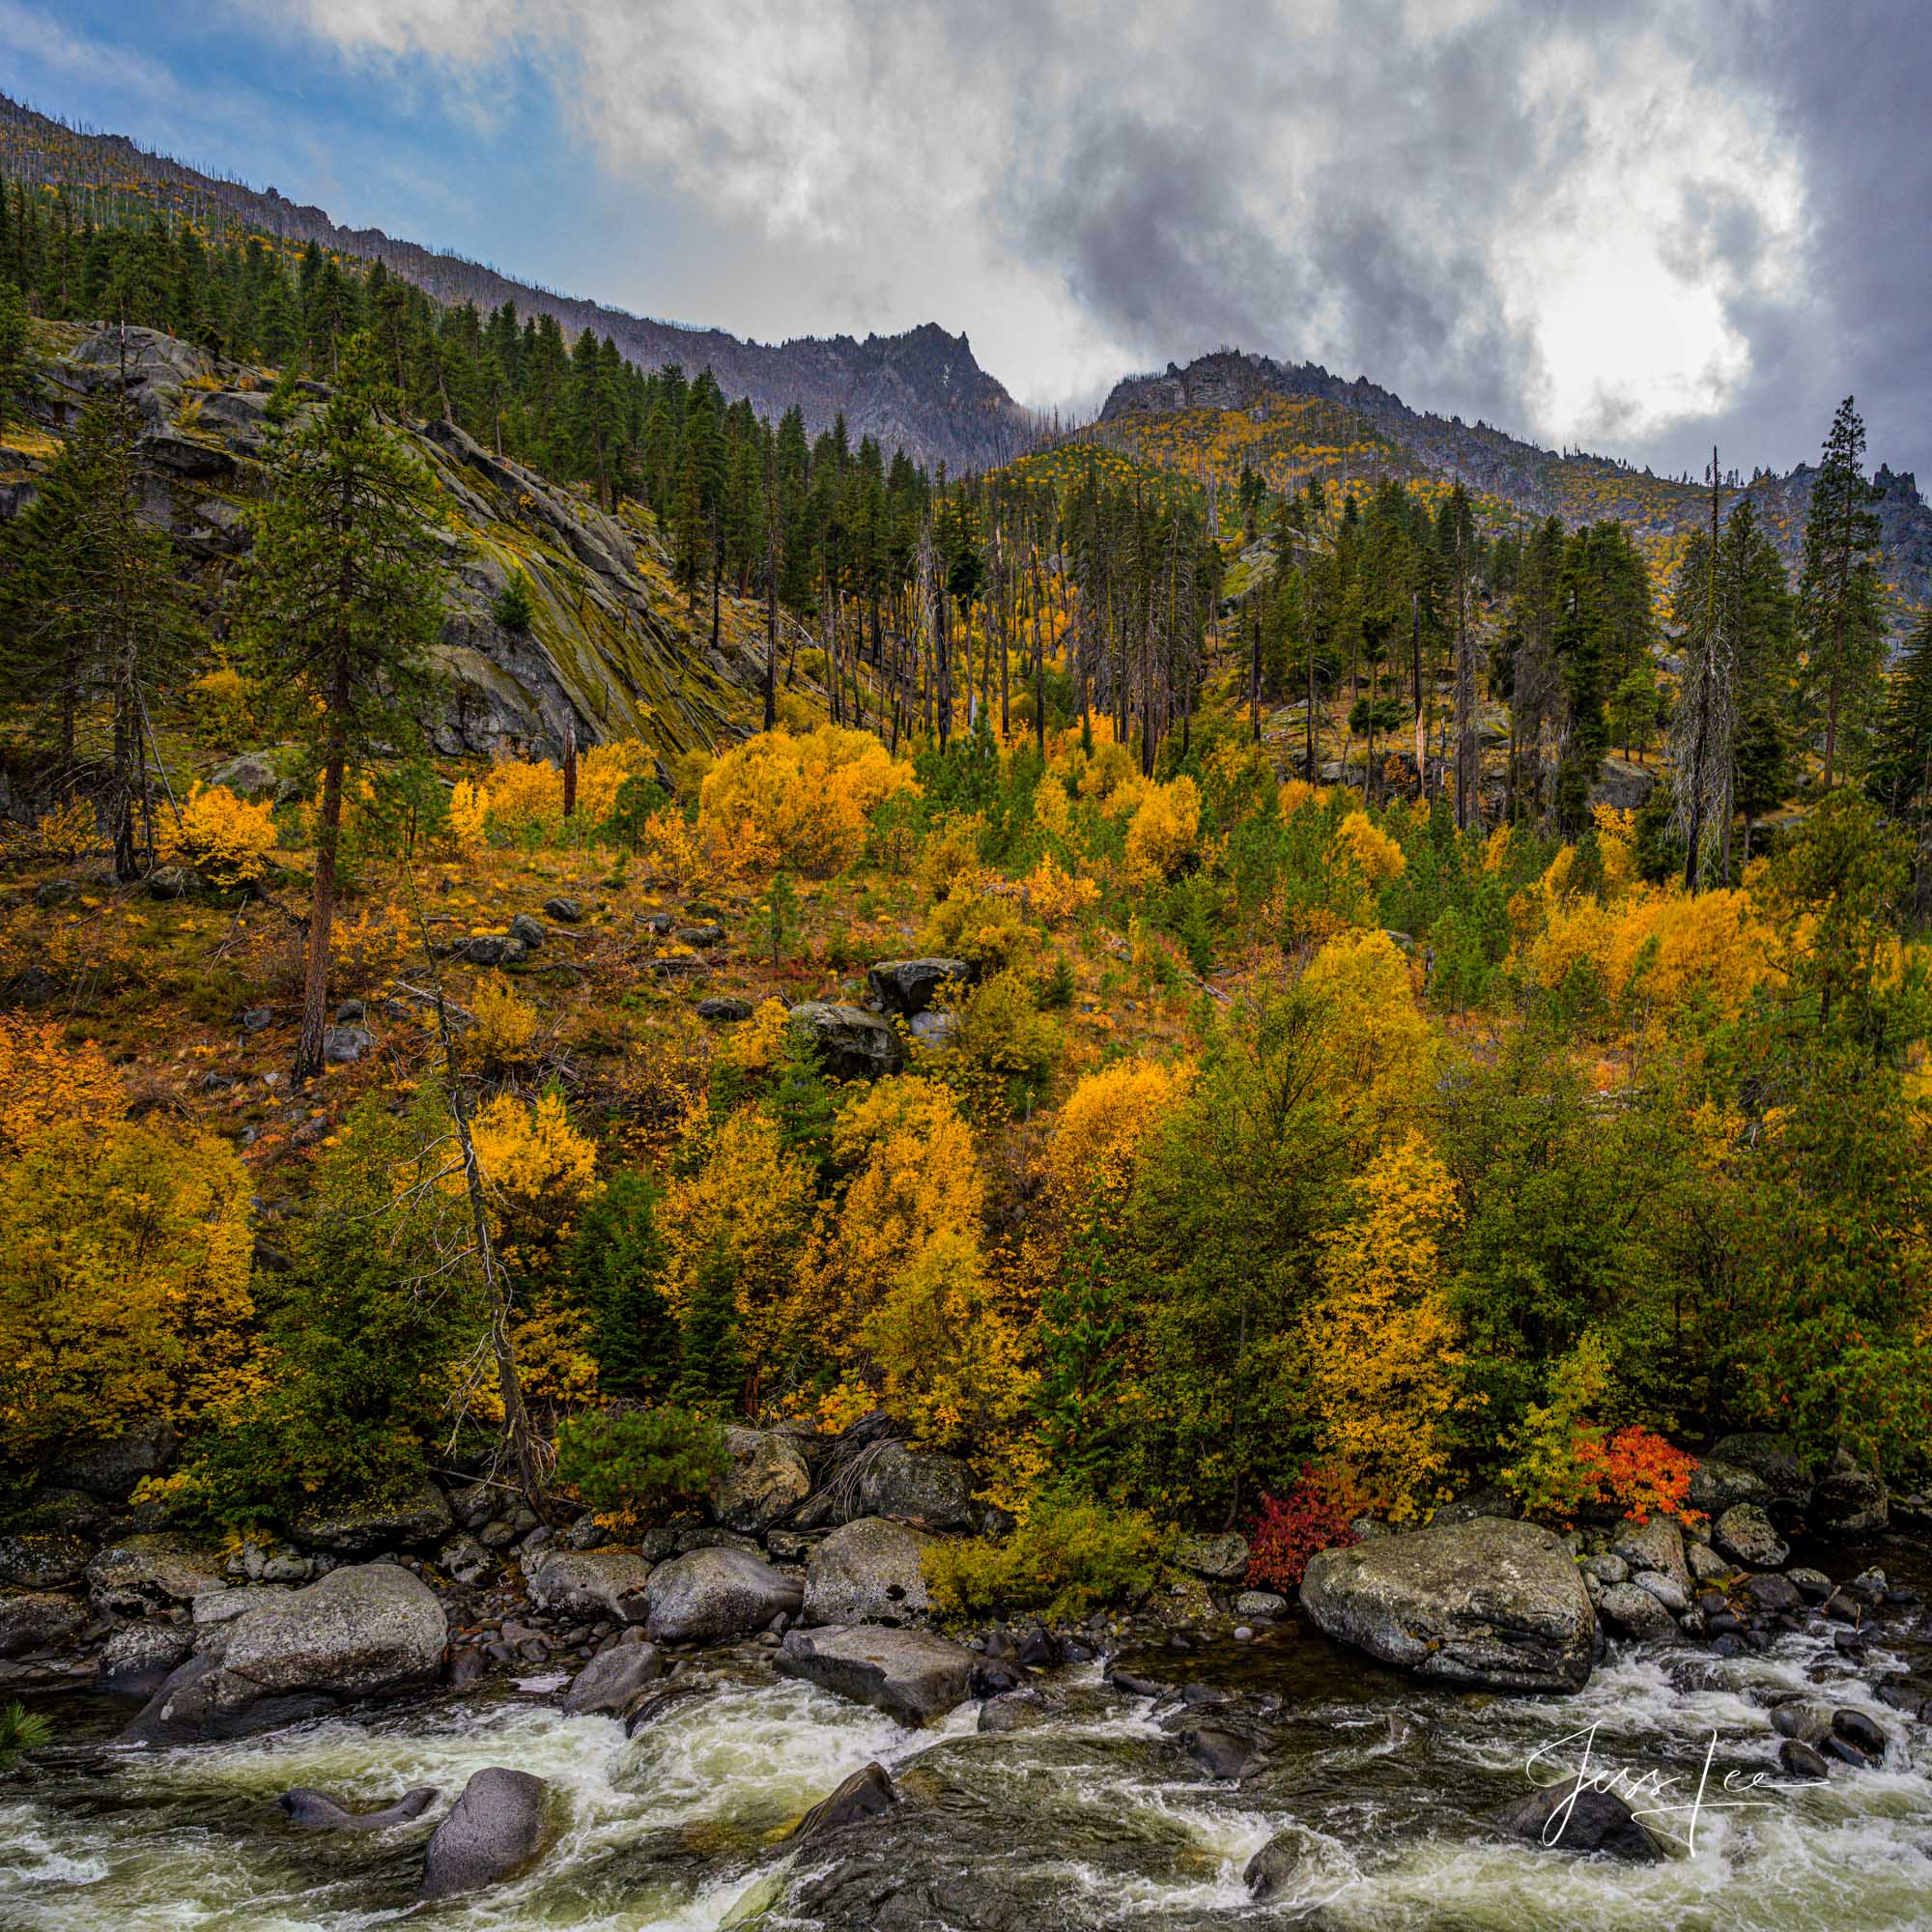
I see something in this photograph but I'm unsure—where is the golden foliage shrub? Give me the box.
[0,1019,125,1157]
[920,883,1039,975]
[1303,927,1435,1133]
[1122,776,1201,889]
[698,725,919,877]
[166,783,279,887]
[470,976,538,1063]
[468,1090,600,1264]
[31,796,100,861]
[1022,850,1100,925]
[1334,810,1406,888]
[1042,1057,1190,1200]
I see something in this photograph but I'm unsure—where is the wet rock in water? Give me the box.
[418,1767,549,1901]
[0,1591,85,1657]
[279,1785,439,1831]
[543,896,581,923]
[1833,1708,1888,1757]
[86,1534,228,1615]
[559,1642,663,1718]
[1741,1573,1804,1615]
[624,1676,716,1735]
[1495,1775,1662,1861]
[1300,1517,1597,1692]
[786,1002,904,1080]
[970,1658,1027,1699]
[642,1547,802,1645]
[123,1563,447,1745]
[1689,1459,1774,1519]
[1778,1740,1832,1779]
[1182,1723,1255,1780]
[1597,1581,1680,1640]
[1108,1668,1170,1700]
[1245,1826,1352,1903]
[1610,1515,1690,1595]
[97,1621,196,1697]
[787,1762,897,1844]
[713,1426,811,1535]
[446,1648,490,1689]
[979,1687,1058,1732]
[1235,1589,1289,1620]
[526,1548,653,1623]
[1174,1532,1249,1583]
[1843,1567,1889,1605]
[1713,1504,1787,1571]
[1822,1732,1876,1769]
[696,996,753,1023]
[294,1481,451,1553]
[1771,1700,1833,1744]
[851,1441,976,1530]
[776,1624,977,1725]
[867,957,973,1016]
[803,1518,931,1627]
[1810,1448,1888,1537]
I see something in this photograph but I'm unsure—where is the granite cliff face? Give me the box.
[7,327,776,760]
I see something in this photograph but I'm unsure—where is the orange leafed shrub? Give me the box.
[1574,1426,1700,1526]
[0,1018,124,1157]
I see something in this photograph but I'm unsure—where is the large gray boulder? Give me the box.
[803,1519,932,1627]
[1596,1581,1679,1640]
[787,1002,904,1080]
[1811,1447,1888,1536]
[0,1531,90,1590]
[867,958,973,1016]
[1689,1459,1773,1518]
[713,1427,810,1534]
[1496,1774,1662,1861]
[525,1548,652,1623]
[1713,1504,1788,1570]
[293,1483,452,1554]
[1300,1517,1596,1692]
[642,1547,802,1645]
[62,1422,178,1500]
[1609,1515,1690,1596]
[776,1625,977,1725]
[419,1767,549,1901]
[854,1442,976,1529]
[86,1534,228,1615]
[560,1643,663,1718]
[0,1590,85,1658]
[1708,1434,1811,1502]
[123,1563,446,1744]
[97,1622,196,1698]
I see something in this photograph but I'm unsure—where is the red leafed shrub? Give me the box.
[1245,1463,1370,1592]
[1574,1425,1701,1527]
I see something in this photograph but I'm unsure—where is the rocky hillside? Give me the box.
[0,97,1035,473]
[1098,349,1932,634]
[4,325,783,763]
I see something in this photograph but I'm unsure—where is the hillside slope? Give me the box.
[0,97,1034,473]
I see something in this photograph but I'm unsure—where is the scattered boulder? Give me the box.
[1811,1447,1888,1537]
[1786,1566,1833,1603]
[642,1547,802,1645]
[440,1537,496,1588]
[803,1518,931,1627]
[867,958,973,1016]
[62,1422,179,1501]
[853,1442,976,1529]
[1496,1775,1662,1861]
[418,1767,549,1901]
[1713,1504,1787,1571]
[713,1427,811,1535]
[294,1482,452,1554]
[1245,1826,1353,1903]
[787,1002,904,1080]
[1833,1708,1888,1757]
[1770,1700,1833,1745]
[1609,1516,1690,1596]
[508,913,546,949]
[979,1687,1059,1733]
[1687,1544,1733,1585]
[1778,1740,1832,1779]
[279,1786,439,1831]
[86,1534,228,1615]
[674,923,724,948]
[322,1024,372,1065]
[776,1625,977,1725]
[97,1621,196,1697]
[458,934,526,968]
[526,1549,653,1623]
[696,996,753,1023]
[1596,1582,1679,1640]
[1582,1553,1629,1586]
[787,1762,897,1844]
[1741,1573,1804,1614]
[1631,1572,1690,1614]
[0,1532,90,1591]
[543,896,581,923]
[1235,1590,1289,1620]
[194,1584,294,1626]
[560,1643,664,1718]
[1174,1532,1249,1583]
[1182,1723,1254,1780]
[123,1563,447,1745]
[1708,1434,1811,1503]
[0,1591,85,1658]
[1300,1517,1596,1692]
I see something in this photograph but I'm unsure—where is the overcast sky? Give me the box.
[10,0,1929,479]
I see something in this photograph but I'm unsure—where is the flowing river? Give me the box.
[5,1541,1928,1931]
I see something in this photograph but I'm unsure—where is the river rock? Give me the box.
[867,958,973,1015]
[1713,1504,1787,1570]
[560,1642,663,1718]
[1688,1543,1733,1584]
[979,1687,1059,1732]
[0,1532,91,1591]
[1833,1708,1888,1757]
[1182,1723,1255,1780]
[1174,1532,1249,1583]
[1811,1447,1888,1536]
[1582,1553,1628,1585]
[642,1547,802,1645]
[1778,1740,1832,1779]
[1244,1824,1354,1903]
[803,1518,931,1627]
[86,1534,228,1614]
[1235,1590,1289,1619]
[1300,1517,1596,1692]
[419,1767,549,1901]
[1496,1775,1662,1861]
[123,1562,447,1745]
[1741,1572,1804,1614]
[1771,1699,1833,1744]
[526,1548,652,1622]
[1596,1581,1679,1640]
[776,1625,976,1724]
[293,1482,452,1553]
[1610,1516,1690,1595]
[1632,1572,1690,1613]
[853,1442,976,1529]
[0,1591,84,1657]
[279,1785,439,1831]
[1689,1459,1774,1518]
[714,1427,810,1534]
[62,1422,179,1500]
[787,1002,904,1079]
[1708,1434,1811,1502]
[787,1762,898,1844]
[98,1621,197,1696]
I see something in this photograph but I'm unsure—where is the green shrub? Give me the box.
[952,969,1061,1096]
[554,1405,730,1517]
[494,570,535,632]
[923,1492,1168,1624]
